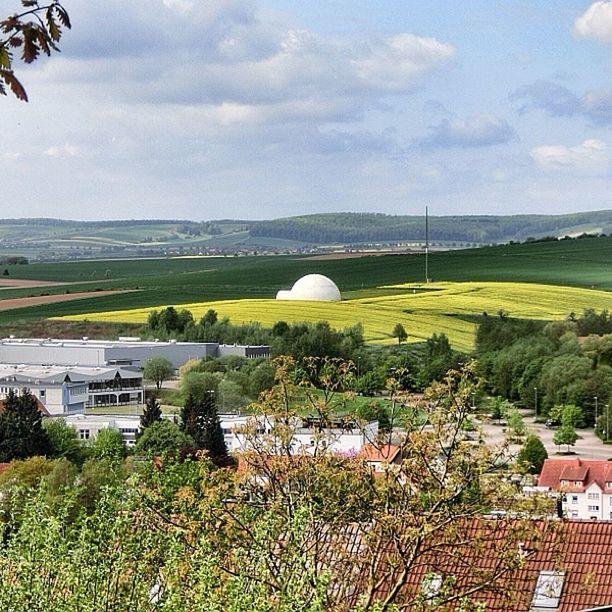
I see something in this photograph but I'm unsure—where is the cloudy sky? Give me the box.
[3,0,612,220]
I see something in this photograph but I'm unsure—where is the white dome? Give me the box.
[276,274,341,301]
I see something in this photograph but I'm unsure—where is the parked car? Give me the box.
[545,419,561,429]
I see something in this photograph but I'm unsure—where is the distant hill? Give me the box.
[250,210,612,245]
[0,211,610,260]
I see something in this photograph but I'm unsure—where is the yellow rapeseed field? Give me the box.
[57,281,612,352]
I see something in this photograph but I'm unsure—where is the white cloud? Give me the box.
[37,1,454,127]
[574,1,612,42]
[43,144,80,158]
[421,115,516,148]
[530,139,609,175]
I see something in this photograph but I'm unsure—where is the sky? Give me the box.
[2,0,612,221]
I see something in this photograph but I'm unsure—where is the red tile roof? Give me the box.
[317,518,612,611]
[539,458,612,492]
[359,444,401,463]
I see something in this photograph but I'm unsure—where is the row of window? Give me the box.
[561,479,612,488]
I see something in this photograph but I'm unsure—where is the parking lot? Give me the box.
[478,411,612,461]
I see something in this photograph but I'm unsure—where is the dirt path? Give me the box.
[0,278,71,288]
[0,290,134,311]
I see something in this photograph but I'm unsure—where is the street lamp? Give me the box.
[534,387,538,417]
[595,396,598,429]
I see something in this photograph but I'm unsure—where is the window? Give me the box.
[531,571,565,609]
[39,389,45,397]
[571,495,578,504]
[588,505,599,512]
[588,492,600,500]
[607,482,612,489]
[571,511,578,518]
[79,429,90,440]
[574,480,582,486]
[560,479,568,486]
[421,573,443,600]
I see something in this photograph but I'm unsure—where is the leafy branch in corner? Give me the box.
[0,1,71,101]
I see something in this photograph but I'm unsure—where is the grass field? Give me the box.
[2,237,611,348]
[57,281,612,352]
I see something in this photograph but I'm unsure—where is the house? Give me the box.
[359,443,403,474]
[537,458,612,520]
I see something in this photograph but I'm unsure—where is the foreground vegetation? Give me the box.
[0,362,553,611]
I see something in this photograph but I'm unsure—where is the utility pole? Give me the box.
[425,205,429,283]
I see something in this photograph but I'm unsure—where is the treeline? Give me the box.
[146,307,365,361]
[476,309,612,424]
[250,210,612,244]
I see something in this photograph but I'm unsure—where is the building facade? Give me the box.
[537,458,612,520]
[0,364,144,414]
[0,337,270,369]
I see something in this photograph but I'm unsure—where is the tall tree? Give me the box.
[142,356,174,390]
[140,395,162,429]
[0,389,50,460]
[392,323,408,344]
[180,391,229,465]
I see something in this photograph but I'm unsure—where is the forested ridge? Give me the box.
[250,210,612,244]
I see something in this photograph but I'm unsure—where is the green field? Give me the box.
[1,237,611,349]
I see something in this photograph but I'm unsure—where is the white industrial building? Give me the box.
[56,412,378,453]
[0,363,143,414]
[0,337,270,369]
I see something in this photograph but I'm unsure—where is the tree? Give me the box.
[43,418,86,465]
[1,1,71,101]
[506,407,525,441]
[554,424,578,453]
[517,434,548,474]
[392,322,408,344]
[489,396,511,424]
[140,395,162,429]
[180,391,229,465]
[134,420,193,457]
[142,356,174,390]
[550,403,585,429]
[88,428,126,461]
[0,389,50,461]
[200,308,218,326]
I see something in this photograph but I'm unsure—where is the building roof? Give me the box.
[0,363,141,385]
[360,444,402,463]
[538,458,612,493]
[312,518,612,611]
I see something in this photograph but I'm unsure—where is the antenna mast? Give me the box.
[425,205,429,283]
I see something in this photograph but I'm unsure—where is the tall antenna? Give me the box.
[425,205,429,283]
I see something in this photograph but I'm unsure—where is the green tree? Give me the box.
[554,424,578,453]
[392,323,408,344]
[181,370,220,400]
[0,389,50,461]
[506,407,525,441]
[489,396,511,424]
[200,308,218,326]
[43,419,86,465]
[180,392,229,465]
[88,428,126,461]
[142,356,174,390]
[550,403,585,428]
[134,420,194,457]
[140,395,162,429]
[0,1,71,101]
[517,434,548,474]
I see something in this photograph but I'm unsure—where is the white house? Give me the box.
[537,458,612,520]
